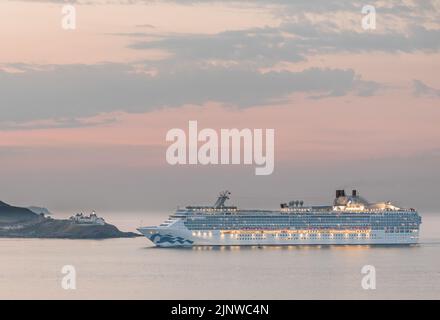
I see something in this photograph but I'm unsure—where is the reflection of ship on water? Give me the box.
[138,189,422,247]
[70,211,105,226]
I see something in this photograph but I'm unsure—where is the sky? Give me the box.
[0,0,439,213]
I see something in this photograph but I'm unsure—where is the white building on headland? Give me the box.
[70,211,105,225]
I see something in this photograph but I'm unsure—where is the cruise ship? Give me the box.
[138,190,422,247]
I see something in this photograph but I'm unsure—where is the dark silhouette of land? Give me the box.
[0,201,139,239]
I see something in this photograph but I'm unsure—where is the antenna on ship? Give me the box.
[214,191,231,208]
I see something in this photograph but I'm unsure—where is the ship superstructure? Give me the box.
[138,190,421,247]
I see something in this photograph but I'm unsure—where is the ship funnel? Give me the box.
[336,189,346,198]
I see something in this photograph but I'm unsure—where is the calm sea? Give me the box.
[0,212,439,299]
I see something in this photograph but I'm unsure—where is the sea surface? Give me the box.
[0,212,439,300]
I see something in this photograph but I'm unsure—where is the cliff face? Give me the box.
[0,219,139,239]
[0,201,40,224]
[27,206,52,216]
[0,200,139,239]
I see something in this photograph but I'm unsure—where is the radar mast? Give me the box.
[214,191,231,208]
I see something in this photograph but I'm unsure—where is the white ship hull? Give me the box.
[138,190,421,248]
[138,226,420,247]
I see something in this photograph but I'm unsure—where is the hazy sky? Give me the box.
[0,0,439,213]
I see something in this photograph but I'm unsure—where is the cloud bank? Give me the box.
[0,64,379,126]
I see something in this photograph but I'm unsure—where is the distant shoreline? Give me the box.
[0,201,140,239]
